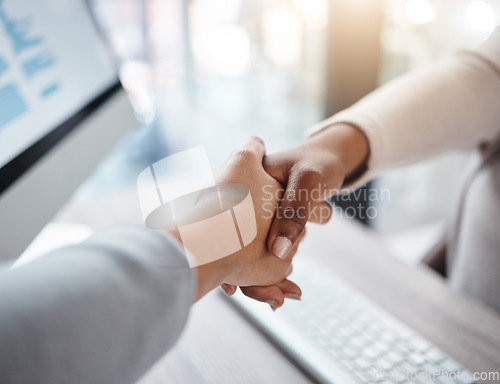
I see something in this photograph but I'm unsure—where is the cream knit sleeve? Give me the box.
[307,27,500,190]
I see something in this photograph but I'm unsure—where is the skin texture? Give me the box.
[229,123,369,308]
[178,124,368,309]
[264,123,369,259]
[170,137,302,305]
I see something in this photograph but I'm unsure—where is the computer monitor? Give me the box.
[0,0,136,262]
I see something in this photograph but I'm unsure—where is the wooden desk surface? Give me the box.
[59,188,500,383]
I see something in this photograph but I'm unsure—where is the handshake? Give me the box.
[167,126,368,310]
[186,136,307,310]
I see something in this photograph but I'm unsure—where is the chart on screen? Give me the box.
[0,0,116,168]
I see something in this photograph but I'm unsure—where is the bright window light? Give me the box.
[262,6,302,66]
[293,0,328,30]
[192,25,250,76]
[466,1,496,33]
[404,0,436,25]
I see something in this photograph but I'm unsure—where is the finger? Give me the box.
[240,285,285,310]
[263,153,293,185]
[235,136,266,161]
[284,226,306,264]
[308,201,333,224]
[221,283,237,296]
[217,136,266,182]
[267,164,326,259]
[240,278,302,310]
[276,279,302,300]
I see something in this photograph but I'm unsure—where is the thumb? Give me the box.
[267,164,330,259]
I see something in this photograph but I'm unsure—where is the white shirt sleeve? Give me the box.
[307,27,500,190]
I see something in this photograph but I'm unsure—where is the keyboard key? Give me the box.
[423,348,447,363]
[376,357,397,371]
[440,358,462,373]
[386,351,404,365]
[415,376,435,384]
[397,361,420,375]
[349,335,370,349]
[353,357,371,370]
[380,331,397,344]
[337,325,358,339]
[340,359,358,374]
[362,345,384,360]
[437,376,458,384]
[408,337,432,353]
[407,352,426,366]
[341,347,358,359]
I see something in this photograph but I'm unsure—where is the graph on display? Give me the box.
[0,56,8,75]
[0,0,59,130]
[0,83,28,128]
[0,0,43,55]
[22,51,56,78]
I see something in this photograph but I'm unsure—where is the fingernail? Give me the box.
[267,300,278,311]
[272,237,292,259]
[284,293,301,301]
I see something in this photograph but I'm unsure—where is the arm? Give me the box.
[0,137,295,384]
[264,27,500,258]
[0,225,194,384]
[308,27,500,190]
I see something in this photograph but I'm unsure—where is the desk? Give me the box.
[59,188,500,383]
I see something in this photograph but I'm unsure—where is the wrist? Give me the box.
[166,229,229,302]
[307,122,369,182]
[194,263,228,301]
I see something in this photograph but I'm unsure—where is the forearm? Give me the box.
[0,225,194,384]
[308,28,500,189]
[166,229,227,302]
[305,122,369,185]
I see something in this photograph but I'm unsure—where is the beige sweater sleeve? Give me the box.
[307,27,500,190]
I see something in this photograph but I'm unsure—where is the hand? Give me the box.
[264,123,369,259]
[220,124,368,310]
[183,137,302,301]
[219,227,306,310]
[220,231,304,310]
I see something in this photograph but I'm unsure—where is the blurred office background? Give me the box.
[60,0,499,264]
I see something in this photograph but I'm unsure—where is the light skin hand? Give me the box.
[169,137,302,304]
[221,228,305,310]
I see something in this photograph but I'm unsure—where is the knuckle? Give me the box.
[278,201,309,227]
[248,135,264,146]
[232,148,258,161]
[295,163,326,185]
[290,162,333,203]
[280,215,306,237]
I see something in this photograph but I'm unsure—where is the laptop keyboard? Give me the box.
[228,260,480,384]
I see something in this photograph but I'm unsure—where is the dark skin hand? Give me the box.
[221,123,369,309]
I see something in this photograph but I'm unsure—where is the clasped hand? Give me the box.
[189,124,368,310]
